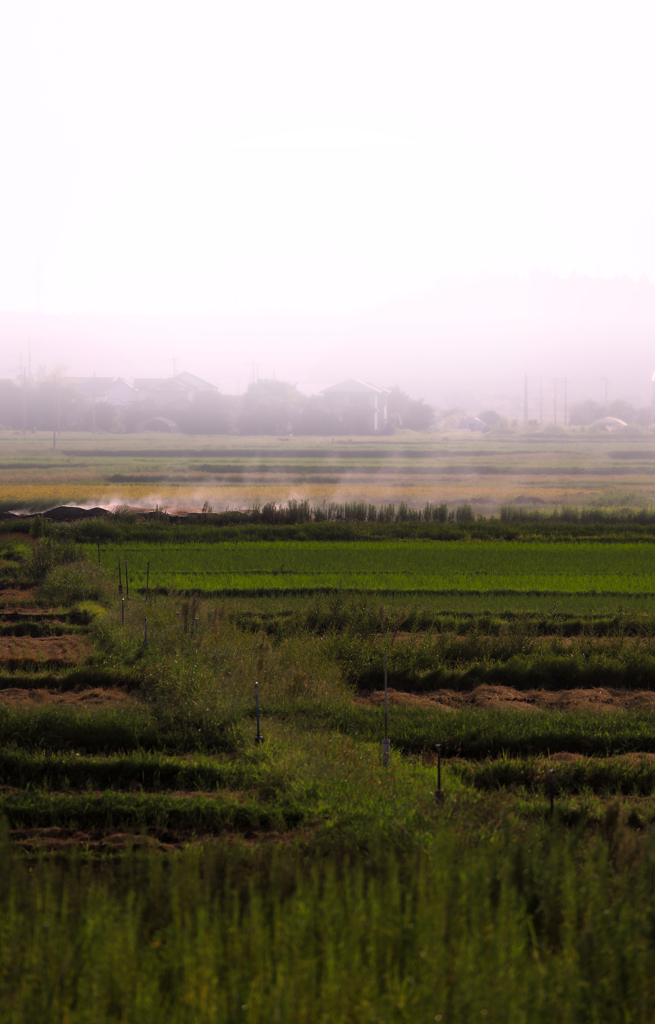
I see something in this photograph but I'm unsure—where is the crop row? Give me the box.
[0,790,302,831]
[7,702,655,759]
[5,744,655,799]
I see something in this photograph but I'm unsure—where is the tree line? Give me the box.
[0,377,434,435]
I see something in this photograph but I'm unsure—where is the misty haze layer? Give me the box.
[1,2,654,413]
[3,274,655,415]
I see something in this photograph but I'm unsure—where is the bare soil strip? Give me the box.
[0,635,92,664]
[9,826,300,852]
[0,687,133,706]
[358,685,655,713]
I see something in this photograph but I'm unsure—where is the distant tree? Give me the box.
[386,387,434,431]
[238,379,304,435]
[300,395,340,435]
[478,409,508,429]
[0,380,20,428]
[176,392,238,435]
[608,400,637,424]
[568,400,603,426]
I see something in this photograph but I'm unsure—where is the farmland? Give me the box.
[4,492,655,1018]
[3,428,655,512]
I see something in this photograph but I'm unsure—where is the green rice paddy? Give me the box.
[88,539,655,595]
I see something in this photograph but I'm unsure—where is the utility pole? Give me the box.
[523,374,528,427]
[552,378,567,427]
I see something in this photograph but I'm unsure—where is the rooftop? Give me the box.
[320,378,390,395]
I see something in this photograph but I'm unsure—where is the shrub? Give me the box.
[40,561,108,605]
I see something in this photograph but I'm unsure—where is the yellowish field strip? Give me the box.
[2,431,655,511]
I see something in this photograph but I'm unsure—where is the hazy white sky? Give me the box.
[1,0,654,406]
[2,0,654,314]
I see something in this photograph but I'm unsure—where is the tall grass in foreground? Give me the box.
[1,826,655,1022]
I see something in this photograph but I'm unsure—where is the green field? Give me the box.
[86,539,655,595]
[5,520,655,1019]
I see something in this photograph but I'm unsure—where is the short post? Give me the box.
[549,768,555,815]
[118,557,123,596]
[144,616,148,646]
[194,616,199,634]
[382,650,390,766]
[121,598,125,626]
[254,681,264,744]
[434,743,445,804]
[96,537,101,564]
[145,562,150,603]
[125,561,129,600]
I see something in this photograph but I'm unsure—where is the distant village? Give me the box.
[0,374,434,435]
[0,371,651,435]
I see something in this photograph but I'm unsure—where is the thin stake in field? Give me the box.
[434,743,444,804]
[254,681,264,744]
[382,650,390,766]
[194,617,199,634]
[549,768,555,815]
[118,557,123,595]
